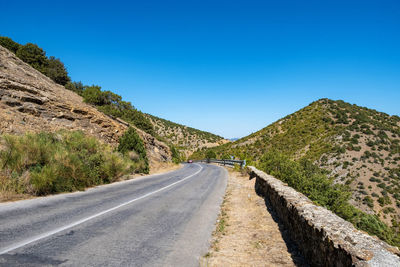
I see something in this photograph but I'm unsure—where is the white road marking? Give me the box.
[0,164,203,255]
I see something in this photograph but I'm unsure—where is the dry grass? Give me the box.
[0,131,144,201]
[148,162,182,175]
[0,159,182,203]
[201,168,307,267]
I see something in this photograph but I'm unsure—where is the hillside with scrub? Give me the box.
[146,114,227,157]
[191,99,400,247]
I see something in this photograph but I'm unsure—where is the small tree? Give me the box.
[16,43,48,74]
[82,85,106,105]
[46,56,70,85]
[65,81,85,95]
[170,145,182,164]
[206,150,216,159]
[221,154,231,160]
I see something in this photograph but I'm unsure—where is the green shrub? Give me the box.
[378,196,392,206]
[82,86,155,136]
[118,127,149,173]
[383,207,395,214]
[16,43,49,74]
[206,150,217,159]
[170,145,183,164]
[258,151,351,213]
[356,214,396,243]
[82,85,106,106]
[45,56,70,85]
[65,81,85,95]
[221,154,231,159]
[0,36,21,53]
[363,196,374,208]
[367,140,375,147]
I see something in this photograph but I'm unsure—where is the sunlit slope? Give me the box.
[191,99,400,225]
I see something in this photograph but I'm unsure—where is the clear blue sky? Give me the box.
[2,0,399,139]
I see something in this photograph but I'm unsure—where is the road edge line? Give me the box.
[0,163,203,255]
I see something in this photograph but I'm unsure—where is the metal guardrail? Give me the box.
[194,159,246,168]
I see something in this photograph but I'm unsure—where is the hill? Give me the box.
[146,114,228,157]
[0,44,172,165]
[191,99,400,227]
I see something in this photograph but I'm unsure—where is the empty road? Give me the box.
[0,163,227,266]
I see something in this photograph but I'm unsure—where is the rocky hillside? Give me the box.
[146,114,228,156]
[192,99,400,226]
[0,45,171,165]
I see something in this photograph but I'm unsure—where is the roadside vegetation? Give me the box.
[0,129,148,201]
[169,144,184,164]
[118,127,149,173]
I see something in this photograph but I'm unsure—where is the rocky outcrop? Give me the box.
[0,45,171,164]
[248,166,400,267]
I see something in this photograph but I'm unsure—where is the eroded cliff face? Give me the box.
[0,45,171,164]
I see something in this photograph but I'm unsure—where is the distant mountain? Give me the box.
[229,138,239,142]
[192,99,400,227]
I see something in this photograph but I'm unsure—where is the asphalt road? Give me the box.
[0,163,227,266]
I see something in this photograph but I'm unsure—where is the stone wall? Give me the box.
[247,166,400,267]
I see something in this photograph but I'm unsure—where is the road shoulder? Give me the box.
[0,163,183,206]
[201,168,307,266]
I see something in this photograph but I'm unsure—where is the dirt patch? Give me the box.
[201,169,307,266]
[0,191,32,203]
[148,162,182,175]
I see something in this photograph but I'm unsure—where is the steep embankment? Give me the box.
[146,114,228,157]
[192,99,400,226]
[0,45,171,165]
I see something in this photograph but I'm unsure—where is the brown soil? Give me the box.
[0,191,32,203]
[148,162,182,175]
[201,169,307,267]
